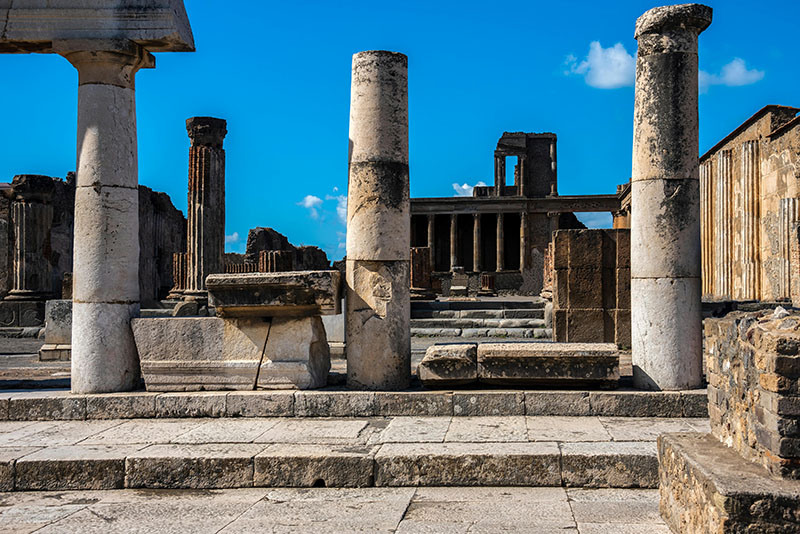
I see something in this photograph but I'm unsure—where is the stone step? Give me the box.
[411,318,546,329]
[0,388,708,420]
[410,309,545,320]
[411,300,546,312]
[411,327,550,339]
[1,432,660,491]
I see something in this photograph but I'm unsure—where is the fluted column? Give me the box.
[741,140,760,300]
[426,215,435,271]
[57,39,154,393]
[473,214,481,272]
[700,159,713,297]
[346,50,410,390]
[714,150,733,298]
[184,116,227,301]
[496,213,505,272]
[6,175,54,301]
[779,198,799,300]
[450,214,458,271]
[630,4,712,391]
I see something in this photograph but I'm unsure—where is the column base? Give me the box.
[182,290,209,305]
[4,290,54,302]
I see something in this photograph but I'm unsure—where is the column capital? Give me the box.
[187,117,228,147]
[55,38,154,89]
[635,4,712,38]
[10,174,53,204]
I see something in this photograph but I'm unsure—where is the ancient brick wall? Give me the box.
[552,229,630,347]
[705,310,800,479]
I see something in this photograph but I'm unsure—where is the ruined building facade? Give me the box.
[410,132,625,295]
[699,105,800,303]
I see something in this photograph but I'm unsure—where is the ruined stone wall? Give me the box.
[0,193,11,300]
[705,310,800,479]
[552,229,630,347]
[245,227,330,270]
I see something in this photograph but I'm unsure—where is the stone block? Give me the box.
[561,441,658,488]
[615,230,631,269]
[453,391,525,416]
[374,442,561,486]
[8,392,86,421]
[525,391,591,416]
[86,392,156,419]
[133,317,266,391]
[568,268,603,309]
[38,344,71,361]
[552,231,570,270]
[226,391,295,417]
[207,271,341,317]
[566,309,606,343]
[659,433,800,534]
[258,316,330,390]
[0,447,40,491]
[588,391,683,417]
[418,344,478,387]
[254,444,376,487]
[554,269,568,309]
[568,230,604,268]
[614,309,632,349]
[43,299,71,344]
[477,342,619,387]
[375,392,453,416]
[15,445,137,490]
[553,309,567,342]
[294,391,376,417]
[616,269,631,309]
[125,444,265,489]
[155,392,227,418]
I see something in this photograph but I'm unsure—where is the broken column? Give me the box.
[184,117,227,302]
[346,50,411,390]
[630,4,712,390]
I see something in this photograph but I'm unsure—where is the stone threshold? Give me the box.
[0,440,658,491]
[0,388,707,420]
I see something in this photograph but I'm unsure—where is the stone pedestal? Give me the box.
[630,4,711,390]
[258,316,329,390]
[345,50,411,390]
[38,300,72,361]
[58,39,156,394]
[184,117,227,302]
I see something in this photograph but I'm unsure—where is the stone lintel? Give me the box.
[0,1,194,54]
[634,4,712,39]
[207,271,342,318]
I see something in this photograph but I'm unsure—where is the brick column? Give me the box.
[496,213,505,272]
[473,214,481,272]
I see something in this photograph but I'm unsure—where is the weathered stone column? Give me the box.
[426,215,435,271]
[58,39,154,393]
[449,214,458,271]
[630,4,712,390]
[6,175,54,301]
[520,211,529,270]
[741,140,760,300]
[473,214,481,272]
[496,213,505,272]
[346,50,410,390]
[184,117,227,302]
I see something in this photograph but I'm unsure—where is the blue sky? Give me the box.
[1,0,797,259]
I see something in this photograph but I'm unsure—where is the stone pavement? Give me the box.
[0,487,670,533]
[0,415,709,491]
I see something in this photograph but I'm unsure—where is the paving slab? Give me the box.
[0,446,42,491]
[374,417,451,443]
[526,416,611,442]
[85,392,157,419]
[254,419,371,444]
[599,417,704,441]
[155,392,227,418]
[1,420,121,447]
[7,391,85,421]
[255,444,376,487]
[170,418,279,444]
[561,441,658,488]
[452,391,525,416]
[15,445,142,490]
[445,416,527,442]
[226,391,295,417]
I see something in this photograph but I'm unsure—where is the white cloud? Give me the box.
[699,58,764,93]
[225,232,240,244]
[566,42,635,89]
[298,194,323,219]
[452,181,486,197]
[326,194,347,224]
[575,212,613,229]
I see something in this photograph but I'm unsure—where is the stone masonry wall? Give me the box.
[705,310,800,479]
[552,229,630,347]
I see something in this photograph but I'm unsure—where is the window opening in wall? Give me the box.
[575,212,614,229]
[505,156,518,186]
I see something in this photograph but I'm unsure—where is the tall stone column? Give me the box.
[346,50,410,390]
[630,4,711,391]
[520,211,529,270]
[741,140,760,300]
[6,175,54,301]
[699,159,713,297]
[426,215,435,271]
[57,39,155,394]
[184,117,227,302]
[473,214,481,272]
[496,213,505,272]
[449,214,458,271]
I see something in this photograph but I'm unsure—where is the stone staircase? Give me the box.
[411,299,550,339]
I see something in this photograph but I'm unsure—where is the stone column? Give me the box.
[426,215,435,271]
[699,159,713,297]
[520,211,529,271]
[630,4,712,391]
[472,214,481,272]
[57,39,155,393]
[496,213,505,272]
[6,175,54,301]
[715,150,733,298]
[184,117,227,302]
[346,50,410,390]
[494,156,505,195]
[741,140,760,300]
[449,214,458,271]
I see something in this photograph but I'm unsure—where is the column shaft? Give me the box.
[473,214,481,272]
[345,50,410,390]
[426,215,435,271]
[630,4,712,390]
[496,213,505,272]
[449,214,458,271]
[520,211,528,271]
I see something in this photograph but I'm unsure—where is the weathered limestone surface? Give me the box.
[346,50,411,391]
[258,316,331,390]
[630,3,711,391]
[477,342,619,386]
[132,317,266,391]
[207,271,341,317]
[184,116,226,301]
[38,299,72,361]
[418,343,478,386]
[659,433,800,534]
